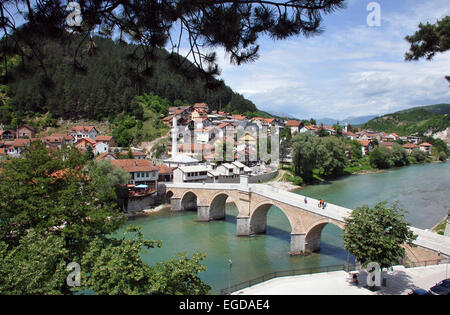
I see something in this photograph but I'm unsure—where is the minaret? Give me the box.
[172,117,178,158]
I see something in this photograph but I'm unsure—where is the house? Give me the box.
[0,129,16,140]
[155,164,175,183]
[69,126,98,143]
[18,125,35,138]
[193,102,209,112]
[357,139,374,156]
[231,115,248,125]
[173,165,209,183]
[43,134,73,149]
[96,152,117,161]
[300,125,318,136]
[231,161,252,175]
[407,135,422,144]
[74,137,97,152]
[96,135,115,147]
[111,159,159,190]
[215,163,236,177]
[402,143,419,154]
[342,131,356,140]
[191,109,208,120]
[3,139,30,157]
[382,133,399,142]
[419,142,433,155]
[285,120,303,135]
[164,153,200,167]
[380,142,394,150]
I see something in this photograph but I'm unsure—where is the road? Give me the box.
[233,264,449,295]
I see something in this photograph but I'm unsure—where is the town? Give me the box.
[0,101,445,215]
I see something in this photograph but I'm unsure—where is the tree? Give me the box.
[85,145,94,160]
[391,143,409,167]
[0,142,125,256]
[0,230,69,295]
[369,146,393,169]
[411,148,427,163]
[0,143,211,294]
[291,132,327,182]
[342,202,417,269]
[405,16,450,84]
[1,1,346,83]
[321,136,347,177]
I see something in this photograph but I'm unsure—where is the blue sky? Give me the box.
[5,1,450,120]
[213,0,450,120]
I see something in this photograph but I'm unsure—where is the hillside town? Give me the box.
[0,102,445,202]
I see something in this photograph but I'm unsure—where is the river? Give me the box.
[118,162,450,293]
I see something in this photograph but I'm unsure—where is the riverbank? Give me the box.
[126,203,170,218]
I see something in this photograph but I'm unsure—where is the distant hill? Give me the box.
[363,104,450,136]
[341,115,378,126]
[316,115,377,126]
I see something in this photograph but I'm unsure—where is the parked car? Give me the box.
[408,288,431,295]
[429,279,450,295]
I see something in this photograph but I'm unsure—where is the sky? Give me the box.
[4,1,450,121]
[212,0,450,120]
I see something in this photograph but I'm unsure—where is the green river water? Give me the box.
[118,162,450,293]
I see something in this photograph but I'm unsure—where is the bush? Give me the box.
[439,151,447,162]
[411,148,427,163]
[369,147,393,169]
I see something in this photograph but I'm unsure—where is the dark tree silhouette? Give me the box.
[1,0,346,82]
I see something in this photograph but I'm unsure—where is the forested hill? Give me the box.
[363,104,450,136]
[1,34,257,123]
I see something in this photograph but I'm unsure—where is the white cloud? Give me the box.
[217,0,450,120]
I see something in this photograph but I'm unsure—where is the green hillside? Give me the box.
[0,33,258,125]
[363,104,450,136]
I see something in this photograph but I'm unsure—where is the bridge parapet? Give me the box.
[165,183,450,257]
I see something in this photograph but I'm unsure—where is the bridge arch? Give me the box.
[304,219,346,252]
[249,201,294,235]
[165,190,174,204]
[208,192,238,220]
[181,191,198,211]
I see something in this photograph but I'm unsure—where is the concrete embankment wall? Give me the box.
[248,170,278,183]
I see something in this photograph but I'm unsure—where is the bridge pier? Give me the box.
[236,216,251,236]
[197,206,211,221]
[170,198,182,211]
[290,233,307,256]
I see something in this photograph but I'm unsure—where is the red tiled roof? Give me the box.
[155,164,175,174]
[357,139,371,147]
[4,139,30,147]
[111,159,158,173]
[285,120,302,127]
[420,142,433,147]
[402,143,418,149]
[96,152,117,161]
[96,136,113,142]
[70,126,97,133]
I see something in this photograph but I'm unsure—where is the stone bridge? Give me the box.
[165,181,450,259]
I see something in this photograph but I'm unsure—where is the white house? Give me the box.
[69,126,98,143]
[173,165,209,183]
[94,141,109,155]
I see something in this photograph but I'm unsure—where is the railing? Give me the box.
[219,258,450,295]
[219,263,357,295]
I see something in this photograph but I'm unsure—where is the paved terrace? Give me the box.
[165,182,450,257]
